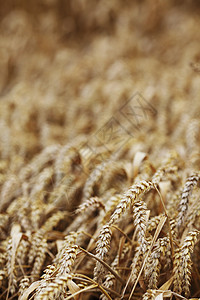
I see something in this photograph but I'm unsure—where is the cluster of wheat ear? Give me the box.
[0,0,200,299]
[0,139,199,299]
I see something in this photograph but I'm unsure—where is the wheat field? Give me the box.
[0,1,200,299]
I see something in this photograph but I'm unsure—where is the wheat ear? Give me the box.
[94,180,154,283]
[76,196,105,214]
[31,238,48,281]
[94,224,112,283]
[19,276,30,297]
[82,160,109,201]
[173,229,199,297]
[176,172,200,230]
[109,180,154,226]
[145,237,169,289]
[142,289,157,300]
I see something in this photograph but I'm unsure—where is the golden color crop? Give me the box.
[0,1,200,299]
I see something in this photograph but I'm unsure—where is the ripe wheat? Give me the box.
[0,1,200,299]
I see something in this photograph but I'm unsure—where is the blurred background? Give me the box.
[0,0,200,163]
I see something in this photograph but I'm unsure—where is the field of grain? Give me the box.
[0,1,200,299]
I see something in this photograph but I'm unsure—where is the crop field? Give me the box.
[0,1,200,299]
